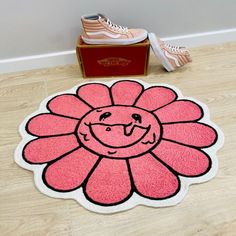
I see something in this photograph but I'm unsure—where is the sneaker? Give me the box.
[81,13,148,45]
[148,33,192,72]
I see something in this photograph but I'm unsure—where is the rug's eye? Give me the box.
[99,112,112,121]
[132,113,142,123]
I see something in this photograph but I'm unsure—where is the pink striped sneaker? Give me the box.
[81,14,147,45]
[149,33,192,72]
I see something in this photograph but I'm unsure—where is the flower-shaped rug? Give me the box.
[15,80,224,213]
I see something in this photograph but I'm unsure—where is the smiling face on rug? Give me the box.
[18,80,222,212]
[78,105,161,158]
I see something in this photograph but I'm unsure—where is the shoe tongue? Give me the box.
[98,13,107,20]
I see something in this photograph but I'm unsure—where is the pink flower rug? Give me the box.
[15,80,224,214]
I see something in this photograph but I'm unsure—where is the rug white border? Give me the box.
[14,79,224,214]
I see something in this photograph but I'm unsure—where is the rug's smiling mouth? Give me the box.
[85,122,151,149]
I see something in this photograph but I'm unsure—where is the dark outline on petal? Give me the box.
[76,83,113,108]
[109,84,115,106]
[41,146,99,192]
[162,122,218,148]
[154,99,204,124]
[133,85,178,111]
[152,140,212,178]
[110,80,144,106]
[128,152,181,200]
[46,93,93,118]
[26,113,80,137]
[82,157,134,206]
[23,134,80,165]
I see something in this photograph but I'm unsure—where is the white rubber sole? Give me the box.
[82,31,148,45]
[148,33,174,72]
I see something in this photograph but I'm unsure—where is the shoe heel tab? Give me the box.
[81,13,100,21]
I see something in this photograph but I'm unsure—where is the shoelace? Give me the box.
[164,43,185,52]
[105,18,128,33]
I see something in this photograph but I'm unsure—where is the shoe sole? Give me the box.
[82,31,148,45]
[148,33,175,72]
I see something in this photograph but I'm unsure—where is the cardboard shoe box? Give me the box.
[76,37,150,78]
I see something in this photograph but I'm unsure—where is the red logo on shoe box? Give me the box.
[97,57,131,67]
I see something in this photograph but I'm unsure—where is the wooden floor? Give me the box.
[0,42,236,236]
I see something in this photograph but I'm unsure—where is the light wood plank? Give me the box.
[0,42,236,236]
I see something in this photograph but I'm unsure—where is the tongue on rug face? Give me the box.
[91,123,148,147]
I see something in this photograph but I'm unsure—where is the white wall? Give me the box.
[0,0,236,60]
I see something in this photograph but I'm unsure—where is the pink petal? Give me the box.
[24,134,79,163]
[129,153,179,199]
[27,114,79,136]
[154,100,203,123]
[47,94,91,119]
[77,83,112,108]
[135,86,177,111]
[111,80,143,105]
[44,147,99,191]
[163,122,217,147]
[152,140,210,176]
[85,158,131,205]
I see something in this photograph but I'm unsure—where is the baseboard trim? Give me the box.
[163,28,236,47]
[1,28,235,74]
[0,50,77,74]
